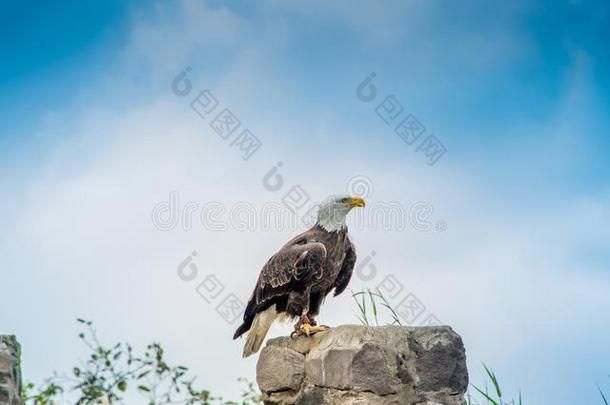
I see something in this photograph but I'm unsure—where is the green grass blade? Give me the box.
[351,290,368,326]
[361,291,368,325]
[367,289,379,326]
[599,385,609,405]
[375,288,403,326]
[472,384,500,405]
[482,363,502,399]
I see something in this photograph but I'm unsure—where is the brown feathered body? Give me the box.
[233,224,356,357]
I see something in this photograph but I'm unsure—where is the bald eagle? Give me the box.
[233,195,365,357]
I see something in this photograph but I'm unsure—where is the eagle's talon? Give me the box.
[309,325,330,333]
[301,322,312,336]
[297,322,328,336]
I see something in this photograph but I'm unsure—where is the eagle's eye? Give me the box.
[340,198,348,203]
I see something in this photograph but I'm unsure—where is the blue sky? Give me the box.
[1,1,610,404]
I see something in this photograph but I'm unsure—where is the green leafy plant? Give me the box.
[24,319,262,405]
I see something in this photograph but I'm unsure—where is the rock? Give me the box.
[0,336,23,405]
[256,325,468,405]
[257,346,305,393]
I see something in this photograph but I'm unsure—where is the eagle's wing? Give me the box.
[235,238,327,356]
[333,240,356,296]
[254,239,327,305]
[233,235,327,342]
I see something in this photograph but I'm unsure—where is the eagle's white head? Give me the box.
[316,195,366,232]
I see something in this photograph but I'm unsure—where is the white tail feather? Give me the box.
[243,306,278,357]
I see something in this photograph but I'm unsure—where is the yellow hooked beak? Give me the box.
[347,197,366,208]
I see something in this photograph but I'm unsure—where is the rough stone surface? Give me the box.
[0,336,23,405]
[256,325,468,405]
[257,346,305,393]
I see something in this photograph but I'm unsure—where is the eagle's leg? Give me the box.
[306,315,318,325]
[292,314,311,336]
[304,292,330,332]
[293,314,309,329]
[305,314,331,332]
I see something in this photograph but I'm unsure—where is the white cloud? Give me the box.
[3,1,610,403]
